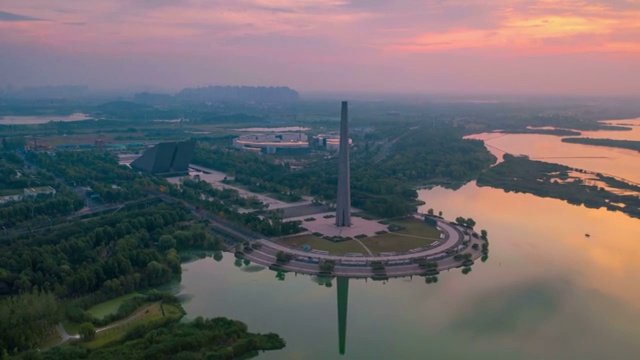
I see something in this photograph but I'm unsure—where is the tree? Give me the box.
[79,322,96,341]
[213,251,223,262]
[466,218,476,228]
[427,208,434,215]
[158,235,176,251]
[480,229,488,239]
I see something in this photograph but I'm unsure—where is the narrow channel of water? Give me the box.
[468,118,640,183]
[0,113,90,124]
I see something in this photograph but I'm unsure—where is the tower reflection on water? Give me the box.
[337,277,349,355]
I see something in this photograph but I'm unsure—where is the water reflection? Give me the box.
[178,176,640,359]
[418,182,640,305]
[337,277,349,355]
[467,118,640,183]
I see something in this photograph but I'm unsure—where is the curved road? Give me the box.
[52,302,159,348]
[243,218,484,278]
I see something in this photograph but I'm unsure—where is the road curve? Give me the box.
[242,217,486,278]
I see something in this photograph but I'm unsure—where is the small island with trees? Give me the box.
[561,137,640,152]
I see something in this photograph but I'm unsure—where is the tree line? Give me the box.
[477,154,640,218]
[193,125,494,218]
[172,178,302,237]
[27,151,168,204]
[30,316,285,360]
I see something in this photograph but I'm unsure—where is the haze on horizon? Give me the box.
[1,0,639,96]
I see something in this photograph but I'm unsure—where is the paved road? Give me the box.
[185,165,314,210]
[53,323,79,347]
[51,302,160,348]
[255,219,464,262]
[372,128,416,164]
[242,218,484,278]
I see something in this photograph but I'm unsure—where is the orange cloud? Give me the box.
[391,3,640,55]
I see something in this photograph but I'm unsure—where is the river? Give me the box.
[467,118,640,183]
[0,113,91,125]
[179,121,640,359]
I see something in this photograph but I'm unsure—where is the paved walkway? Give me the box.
[288,214,389,238]
[256,219,463,263]
[52,302,160,348]
[53,323,79,347]
[243,217,484,278]
[353,238,374,256]
[178,165,314,211]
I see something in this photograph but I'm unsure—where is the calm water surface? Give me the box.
[180,118,640,359]
[235,126,311,132]
[180,183,640,359]
[0,113,90,124]
[468,118,640,182]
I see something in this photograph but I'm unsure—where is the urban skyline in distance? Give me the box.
[1,1,640,96]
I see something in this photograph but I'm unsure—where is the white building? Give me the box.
[0,194,23,205]
[313,134,353,152]
[24,186,56,198]
[233,133,309,154]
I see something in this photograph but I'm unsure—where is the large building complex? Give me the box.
[312,133,352,152]
[130,140,195,175]
[233,133,309,154]
[0,186,57,205]
[335,101,352,227]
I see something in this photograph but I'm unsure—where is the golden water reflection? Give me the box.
[467,117,640,182]
[418,182,640,307]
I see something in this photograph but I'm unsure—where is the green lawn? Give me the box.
[389,218,442,238]
[85,302,183,349]
[61,320,81,336]
[360,234,437,254]
[38,330,62,349]
[278,235,368,255]
[86,293,143,320]
[361,218,441,255]
[277,218,441,256]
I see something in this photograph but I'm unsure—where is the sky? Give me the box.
[1,0,639,95]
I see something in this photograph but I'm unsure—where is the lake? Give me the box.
[0,113,91,125]
[179,121,640,359]
[235,126,311,132]
[467,118,640,183]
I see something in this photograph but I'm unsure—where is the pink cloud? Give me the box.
[0,0,639,94]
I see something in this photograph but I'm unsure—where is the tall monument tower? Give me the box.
[336,101,351,227]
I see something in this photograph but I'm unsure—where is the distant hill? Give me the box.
[134,92,175,105]
[133,86,299,105]
[5,85,89,99]
[93,100,180,120]
[95,100,153,112]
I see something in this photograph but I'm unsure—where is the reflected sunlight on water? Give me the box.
[468,118,640,182]
[178,119,640,359]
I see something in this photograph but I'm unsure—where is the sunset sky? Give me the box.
[1,0,639,95]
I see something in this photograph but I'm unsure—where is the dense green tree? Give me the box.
[158,235,176,251]
[0,290,60,355]
[79,322,96,341]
